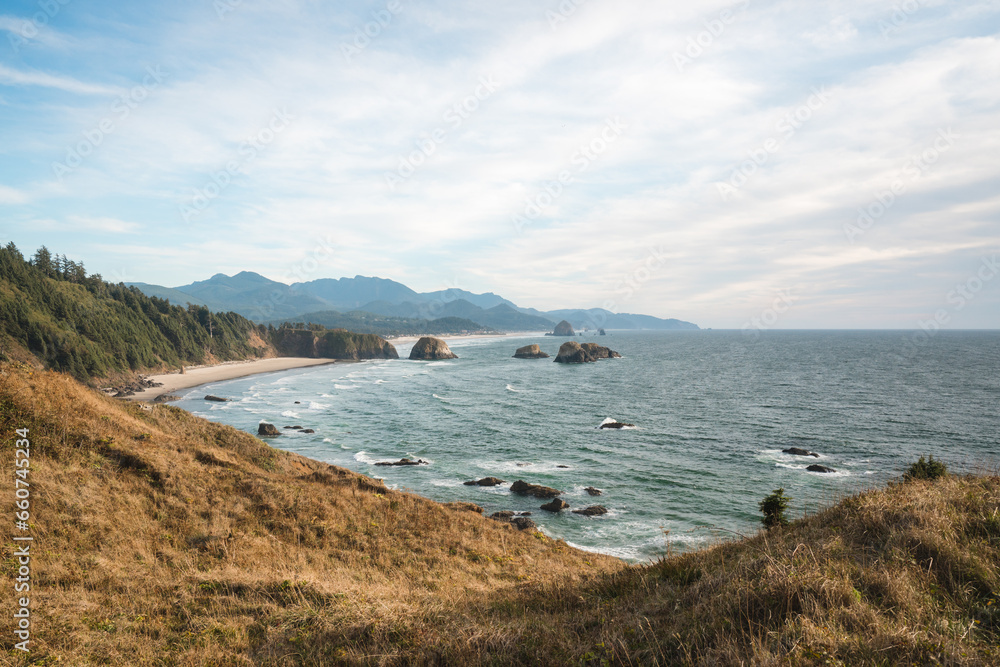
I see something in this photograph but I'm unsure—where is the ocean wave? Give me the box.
[505,384,522,393]
[334,384,359,390]
[307,401,328,410]
[432,394,451,403]
[280,410,299,418]
[354,451,378,465]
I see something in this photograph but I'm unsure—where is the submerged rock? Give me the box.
[204,395,228,402]
[258,422,281,436]
[375,458,428,467]
[572,505,608,516]
[463,477,505,486]
[784,447,820,458]
[510,480,562,499]
[409,336,458,360]
[585,487,603,496]
[300,429,315,434]
[599,421,635,429]
[513,344,550,359]
[807,464,836,473]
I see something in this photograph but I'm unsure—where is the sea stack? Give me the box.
[513,344,550,359]
[409,336,458,360]
[554,341,621,363]
[552,320,576,336]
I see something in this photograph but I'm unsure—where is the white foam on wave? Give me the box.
[281,410,299,418]
[334,384,359,390]
[505,384,522,393]
[320,393,335,398]
[375,379,388,384]
[432,393,451,403]
[598,417,637,430]
[354,451,378,465]
[307,401,328,410]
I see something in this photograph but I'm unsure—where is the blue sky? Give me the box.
[1,0,998,328]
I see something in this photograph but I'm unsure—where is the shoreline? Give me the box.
[125,357,342,402]
[127,332,547,402]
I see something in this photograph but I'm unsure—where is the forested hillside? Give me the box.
[0,243,271,381]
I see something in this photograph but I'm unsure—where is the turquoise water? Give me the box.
[174,331,1000,562]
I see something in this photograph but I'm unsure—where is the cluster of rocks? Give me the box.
[783,446,837,473]
[554,342,621,364]
[106,375,163,398]
[258,422,318,436]
[489,511,536,531]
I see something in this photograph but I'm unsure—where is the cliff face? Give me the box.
[271,328,398,360]
[409,336,458,360]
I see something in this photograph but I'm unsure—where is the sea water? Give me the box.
[173,330,1000,562]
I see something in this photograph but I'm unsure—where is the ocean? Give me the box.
[173,330,1000,562]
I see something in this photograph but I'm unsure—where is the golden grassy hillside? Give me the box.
[1,363,997,665]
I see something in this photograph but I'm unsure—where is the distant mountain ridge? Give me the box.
[128,272,699,331]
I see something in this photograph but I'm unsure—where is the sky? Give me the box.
[0,0,998,329]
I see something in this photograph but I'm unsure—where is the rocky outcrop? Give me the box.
[258,422,280,436]
[445,502,483,514]
[585,487,603,496]
[552,320,575,336]
[541,498,570,512]
[272,328,398,360]
[599,421,635,429]
[599,329,606,336]
[807,464,836,473]
[463,477,505,486]
[510,480,562,499]
[285,425,303,429]
[784,447,820,458]
[513,344,550,359]
[573,505,608,516]
[554,341,621,363]
[204,395,228,402]
[510,517,537,530]
[408,336,458,360]
[300,429,315,434]
[375,458,428,466]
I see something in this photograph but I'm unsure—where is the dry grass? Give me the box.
[0,363,997,665]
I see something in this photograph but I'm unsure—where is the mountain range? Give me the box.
[128,272,699,332]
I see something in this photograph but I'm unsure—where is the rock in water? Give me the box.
[300,429,315,434]
[513,344,550,359]
[204,395,228,402]
[784,447,820,458]
[599,421,635,429]
[585,486,603,496]
[375,458,428,467]
[258,422,281,436]
[807,464,836,473]
[541,498,570,512]
[408,336,458,360]
[552,320,576,336]
[510,480,562,498]
[463,477,505,486]
[554,341,621,363]
[572,505,608,516]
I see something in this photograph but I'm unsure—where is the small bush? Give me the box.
[759,488,791,529]
[904,456,948,481]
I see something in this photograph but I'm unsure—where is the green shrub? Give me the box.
[904,455,948,481]
[759,488,791,529]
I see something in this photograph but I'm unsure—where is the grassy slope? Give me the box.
[1,364,997,665]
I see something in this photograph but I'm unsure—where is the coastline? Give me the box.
[126,357,341,402]
[126,332,546,403]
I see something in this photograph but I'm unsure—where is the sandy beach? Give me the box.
[127,357,340,402]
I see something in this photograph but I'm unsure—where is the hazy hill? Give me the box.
[360,298,556,331]
[276,310,491,337]
[129,273,700,331]
[1,363,996,665]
